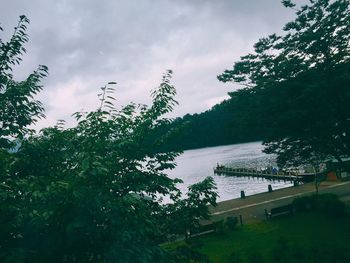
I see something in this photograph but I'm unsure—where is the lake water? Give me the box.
[167,141,293,202]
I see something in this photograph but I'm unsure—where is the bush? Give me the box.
[214,219,225,234]
[226,216,238,231]
[293,194,345,217]
[293,195,316,212]
[317,194,345,217]
[213,216,238,235]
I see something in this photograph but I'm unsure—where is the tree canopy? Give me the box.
[218,0,350,169]
[0,15,47,150]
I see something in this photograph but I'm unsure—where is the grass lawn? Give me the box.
[166,212,350,263]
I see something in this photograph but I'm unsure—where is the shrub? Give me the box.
[226,216,238,231]
[293,194,345,217]
[317,194,345,217]
[214,219,225,234]
[293,195,316,212]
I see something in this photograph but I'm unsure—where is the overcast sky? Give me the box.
[1,0,298,128]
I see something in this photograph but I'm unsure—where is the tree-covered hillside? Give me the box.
[159,96,271,152]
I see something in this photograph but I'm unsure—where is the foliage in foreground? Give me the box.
[0,16,217,262]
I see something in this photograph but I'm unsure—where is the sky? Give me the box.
[0,0,298,128]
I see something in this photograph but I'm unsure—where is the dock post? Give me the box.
[264,209,269,220]
[268,184,273,193]
[240,190,246,199]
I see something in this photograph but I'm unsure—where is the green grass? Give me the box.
[167,212,350,263]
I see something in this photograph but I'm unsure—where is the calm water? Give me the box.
[167,142,293,202]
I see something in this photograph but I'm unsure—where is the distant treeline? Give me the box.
[158,94,271,151]
[160,58,350,157]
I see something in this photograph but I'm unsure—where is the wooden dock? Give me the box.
[213,166,317,182]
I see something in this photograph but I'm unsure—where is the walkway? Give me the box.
[209,181,350,224]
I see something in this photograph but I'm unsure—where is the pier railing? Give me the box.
[213,166,319,182]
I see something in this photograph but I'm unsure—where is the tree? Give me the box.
[0,17,217,262]
[0,15,47,150]
[218,0,350,171]
[0,15,48,261]
[162,177,217,240]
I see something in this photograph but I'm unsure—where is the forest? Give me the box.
[157,97,270,152]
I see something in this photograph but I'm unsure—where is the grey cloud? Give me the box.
[1,0,297,127]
